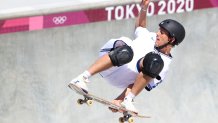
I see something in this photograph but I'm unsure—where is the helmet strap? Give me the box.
[155,42,171,50]
[155,37,176,50]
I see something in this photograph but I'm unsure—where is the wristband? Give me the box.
[141,7,147,12]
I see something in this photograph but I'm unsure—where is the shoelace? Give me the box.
[82,76,90,83]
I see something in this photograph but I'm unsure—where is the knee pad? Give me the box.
[142,52,164,78]
[109,45,133,66]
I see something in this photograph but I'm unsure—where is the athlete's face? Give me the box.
[155,27,170,47]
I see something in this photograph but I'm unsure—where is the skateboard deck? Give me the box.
[68,83,150,123]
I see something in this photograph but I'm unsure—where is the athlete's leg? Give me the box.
[81,40,133,76]
[88,54,113,76]
[121,52,164,112]
[130,72,152,96]
[69,39,133,92]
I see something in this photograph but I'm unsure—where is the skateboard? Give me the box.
[68,84,150,123]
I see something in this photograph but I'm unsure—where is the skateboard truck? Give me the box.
[77,96,93,106]
[119,111,134,123]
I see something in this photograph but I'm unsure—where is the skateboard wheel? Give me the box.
[119,117,125,123]
[128,117,134,123]
[86,100,93,106]
[77,99,84,105]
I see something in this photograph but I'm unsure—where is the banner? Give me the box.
[0,0,217,34]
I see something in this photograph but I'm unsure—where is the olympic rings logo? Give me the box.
[52,16,67,25]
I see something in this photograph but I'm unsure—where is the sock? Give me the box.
[125,92,135,101]
[82,70,91,79]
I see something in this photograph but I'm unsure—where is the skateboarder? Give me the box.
[68,0,185,113]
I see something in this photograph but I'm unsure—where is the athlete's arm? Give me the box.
[135,0,150,28]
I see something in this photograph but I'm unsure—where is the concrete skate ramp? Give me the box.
[0,8,217,123]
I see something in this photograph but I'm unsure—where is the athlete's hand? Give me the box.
[108,100,123,113]
[140,0,150,10]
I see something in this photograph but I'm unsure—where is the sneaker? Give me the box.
[121,98,138,113]
[69,74,89,93]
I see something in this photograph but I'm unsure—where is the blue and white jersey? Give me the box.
[99,27,172,89]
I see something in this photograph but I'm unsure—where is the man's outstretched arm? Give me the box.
[135,0,150,28]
